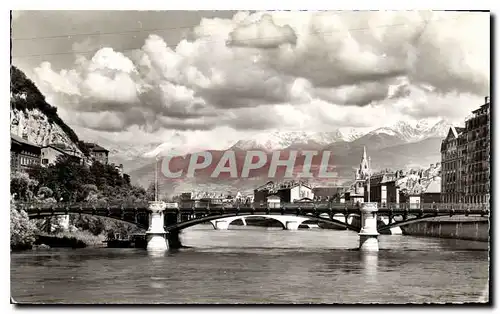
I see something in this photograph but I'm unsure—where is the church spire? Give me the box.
[362,146,367,162]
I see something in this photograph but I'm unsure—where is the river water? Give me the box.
[11,225,489,304]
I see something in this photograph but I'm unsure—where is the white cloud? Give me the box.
[228,14,297,49]
[30,10,490,153]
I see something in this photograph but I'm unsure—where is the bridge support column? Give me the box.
[285,220,301,230]
[214,220,230,230]
[358,202,379,252]
[146,201,168,252]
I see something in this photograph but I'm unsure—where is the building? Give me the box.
[463,97,490,204]
[11,133,41,172]
[41,145,82,167]
[344,147,370,204]
[253,180,314,204]
[441,126,465,203]
[84,142,109,164]
[364,171,399,205]
[440,96,490,204]
[312,187,348,202]
[422,177,441,203]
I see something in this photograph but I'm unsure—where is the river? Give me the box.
[11,225,489,304]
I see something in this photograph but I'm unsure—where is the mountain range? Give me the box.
[127,118,450,196]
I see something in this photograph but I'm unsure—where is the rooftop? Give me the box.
[84,142,109,152]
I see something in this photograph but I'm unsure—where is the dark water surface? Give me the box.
[11,225,489,304]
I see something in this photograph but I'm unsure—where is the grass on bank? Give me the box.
[36,230,107,248]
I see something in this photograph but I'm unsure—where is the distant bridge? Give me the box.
[17,201,489,233]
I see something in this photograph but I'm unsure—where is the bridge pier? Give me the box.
[358,202,379,252]
[146,201,168,252]
[214,220,230,230]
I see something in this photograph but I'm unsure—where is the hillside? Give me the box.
[10,66,88,156]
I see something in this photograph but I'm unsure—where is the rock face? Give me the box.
[10,107,84,158]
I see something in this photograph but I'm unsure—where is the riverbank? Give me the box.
[400,216,489,242]
[12,230,107,251]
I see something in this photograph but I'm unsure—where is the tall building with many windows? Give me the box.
[441,126,465,203]
[441,96,490,204]
[464,96,490,204]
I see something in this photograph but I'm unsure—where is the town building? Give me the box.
[312,187,348,202]
[41,144,82,167]
[11,133,41,172]
[84,142,109,164]
[464,96,490,204]
[421,177,442,203]
[364,171,400,205]
[253,180,314,204]
[441,126,465,203]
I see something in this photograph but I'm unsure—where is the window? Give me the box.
[42,159,48,165]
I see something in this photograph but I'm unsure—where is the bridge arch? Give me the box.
[167,213,360,233]
[25,209,149,230]
[209,215,310,230]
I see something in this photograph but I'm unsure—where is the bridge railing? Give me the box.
[14,200,490,215]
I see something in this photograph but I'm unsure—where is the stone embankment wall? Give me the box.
[400,216,489,242]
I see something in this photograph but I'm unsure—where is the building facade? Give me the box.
[41,145,82,167]
[11,133,41,173]
[464,97,490,204]
[440,126,465,203]
[364,172,399,205]
[441,97,490,204]
[253,180,314,204]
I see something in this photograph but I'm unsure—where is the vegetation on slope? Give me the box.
[10,155,152,250]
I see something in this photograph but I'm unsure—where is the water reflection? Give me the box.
[147,250,166,258]
[361,252,378,283]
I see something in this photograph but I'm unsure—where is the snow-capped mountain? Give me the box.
[231,129,369,152]
[368,118,451,143]
[226,119,450,152]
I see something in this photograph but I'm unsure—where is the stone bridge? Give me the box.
[17,201,489,252]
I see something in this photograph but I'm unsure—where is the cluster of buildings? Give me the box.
[339,148,442,206]
[441,96,490,204]
[340,96,490,206]
[10,132,123,175]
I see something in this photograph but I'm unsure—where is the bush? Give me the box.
[10,202,36,250]
[37,230,106,248]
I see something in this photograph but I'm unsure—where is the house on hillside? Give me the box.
[84,142,109,164]
[11,133,41,172]
[41,144,82,167]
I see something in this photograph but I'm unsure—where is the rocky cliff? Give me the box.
[10,106,84,157]
[10,66,88,158]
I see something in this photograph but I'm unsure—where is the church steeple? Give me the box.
[356,146,370,180]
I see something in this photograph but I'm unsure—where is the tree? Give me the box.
[37,186,53,199]
[11,171,38,201]
[10,201,36,250]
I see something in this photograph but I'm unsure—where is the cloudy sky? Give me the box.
[11,10,490,156]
